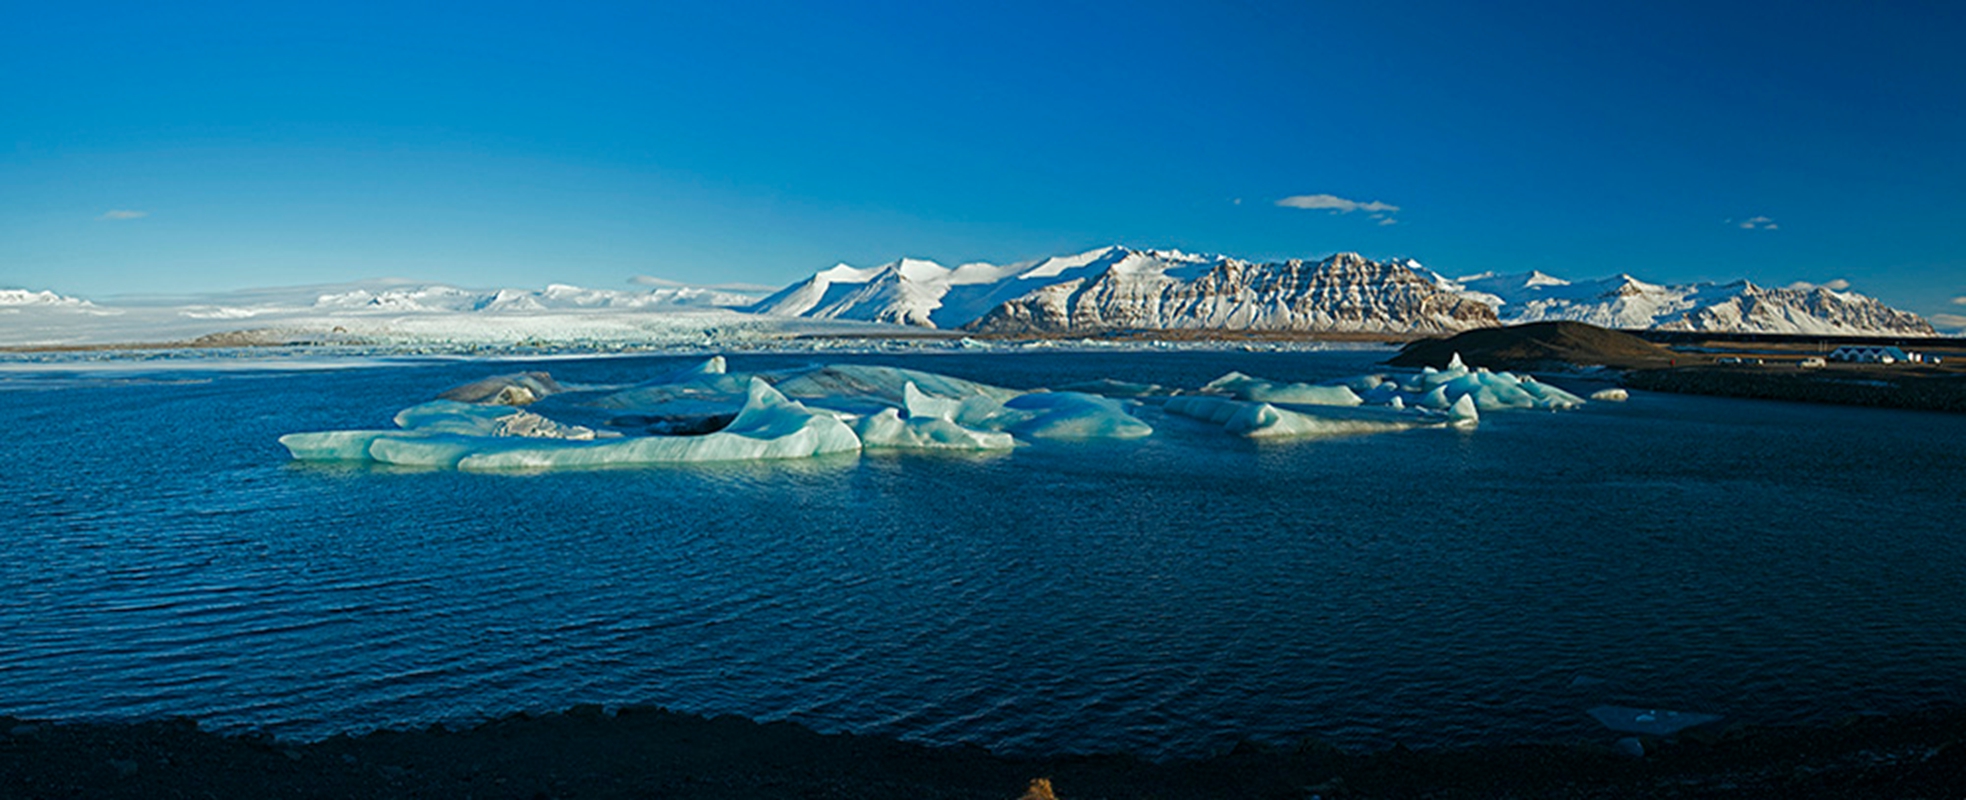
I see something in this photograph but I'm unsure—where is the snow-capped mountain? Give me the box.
[750,246,1936,336]
[752,247,1498,334]
[308,282,758,313]
[0,288,107,312]
[966,251,1497,334]
[0,280,799,348]
[1435,271,1936,335]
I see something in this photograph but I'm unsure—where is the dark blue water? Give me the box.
[2,349,1962,758]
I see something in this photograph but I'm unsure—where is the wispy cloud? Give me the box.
[1277,193,1400,225]
[1786,279,1851,291]
[1276,194,1399,214]
[1952,296,1966,306]
[98,209,148,221]
[1735,215,1778,230]
[1931,313,1966,333]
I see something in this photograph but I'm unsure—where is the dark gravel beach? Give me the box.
[6,706,1966,799]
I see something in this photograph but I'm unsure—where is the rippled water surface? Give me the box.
[3,349,1963,757]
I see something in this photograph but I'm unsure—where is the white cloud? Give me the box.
[1736,215,1777,230]
[630,275,685,287]
[1951,296,1966,306]
[1276,194,1399,214]
[1930,313,1966,333]
[1378,218,1397,226]
[1785,279,1851,291]
[98,209,148,221]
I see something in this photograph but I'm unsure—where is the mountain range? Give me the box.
[749,246,1938,336]
[2,246,1942,346]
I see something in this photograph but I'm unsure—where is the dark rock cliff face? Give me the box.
[966,254,1497,334]
[1388,321,1679,371]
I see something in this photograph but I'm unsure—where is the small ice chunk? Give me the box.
[854,408,1015,450]
[393,401,521,436]
[1449,394,1479,426]
[278,430,411,461]
[1201,372,1363,406]
[1590,388,1630,402]
[437,372,563,405]
[1420,385,1452,410]
[1587,706,1723,736]
[999,392,1152,439]
[1164,396,1447,439]
[902,381,962,421]
[490,410,595,440]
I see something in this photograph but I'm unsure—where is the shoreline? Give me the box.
[6,705,1965,798]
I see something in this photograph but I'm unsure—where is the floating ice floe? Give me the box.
[1200,371,1363,406]
[1163,394,1475,439]
[435,371,564,405]
[1163,353,1583,440]
[1587,705,1723,736]
[278,352,1587,468]
[279,357,1152,468]
[852,383,1015,451]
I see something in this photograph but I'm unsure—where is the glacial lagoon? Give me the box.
[3,348,1963,758]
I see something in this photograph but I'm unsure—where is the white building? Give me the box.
[1827,345,1909,364]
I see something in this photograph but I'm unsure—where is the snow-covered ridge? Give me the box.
[753,247,1936,336]
[752,246,1496,334]
[0,280,820,348]
[0,288,106,311]
[1432,271,1935,335]
[309,282,759,313]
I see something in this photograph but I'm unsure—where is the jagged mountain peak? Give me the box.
[749,246,1936,336]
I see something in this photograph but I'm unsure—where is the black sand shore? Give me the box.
[6,706,1966,799]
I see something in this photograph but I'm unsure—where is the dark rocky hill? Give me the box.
[1389,321,1679,371]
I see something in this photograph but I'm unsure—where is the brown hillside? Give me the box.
[1388,321,1678,371]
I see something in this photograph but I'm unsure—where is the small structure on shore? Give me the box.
[1829,345,1910,364]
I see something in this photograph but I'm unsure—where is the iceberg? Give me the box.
[1200,372,1363,406]
[453,378,860,469]
[436,371,564,405]
[854,409,1015,450]
[277,352,1582,469]
[1587,706,1723,736]
[851,382,1015,450]
[1164,395,1457,439]
[585,356,752,413]
[998,392,1153,439]
[282,378,859,468]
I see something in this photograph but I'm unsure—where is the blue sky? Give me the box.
[4,1,1963,323]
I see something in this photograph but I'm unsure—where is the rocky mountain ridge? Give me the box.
[753,246,1937,336]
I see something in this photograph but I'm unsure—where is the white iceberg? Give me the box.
[1200,372,1363,406]
[283,378,859,469]
[851,382,1015,450]
[453,378,860,469]
[1164,395,1466,439]
[998,392,1152,439]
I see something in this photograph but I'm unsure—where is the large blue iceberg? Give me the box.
[278,352,1590,468]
